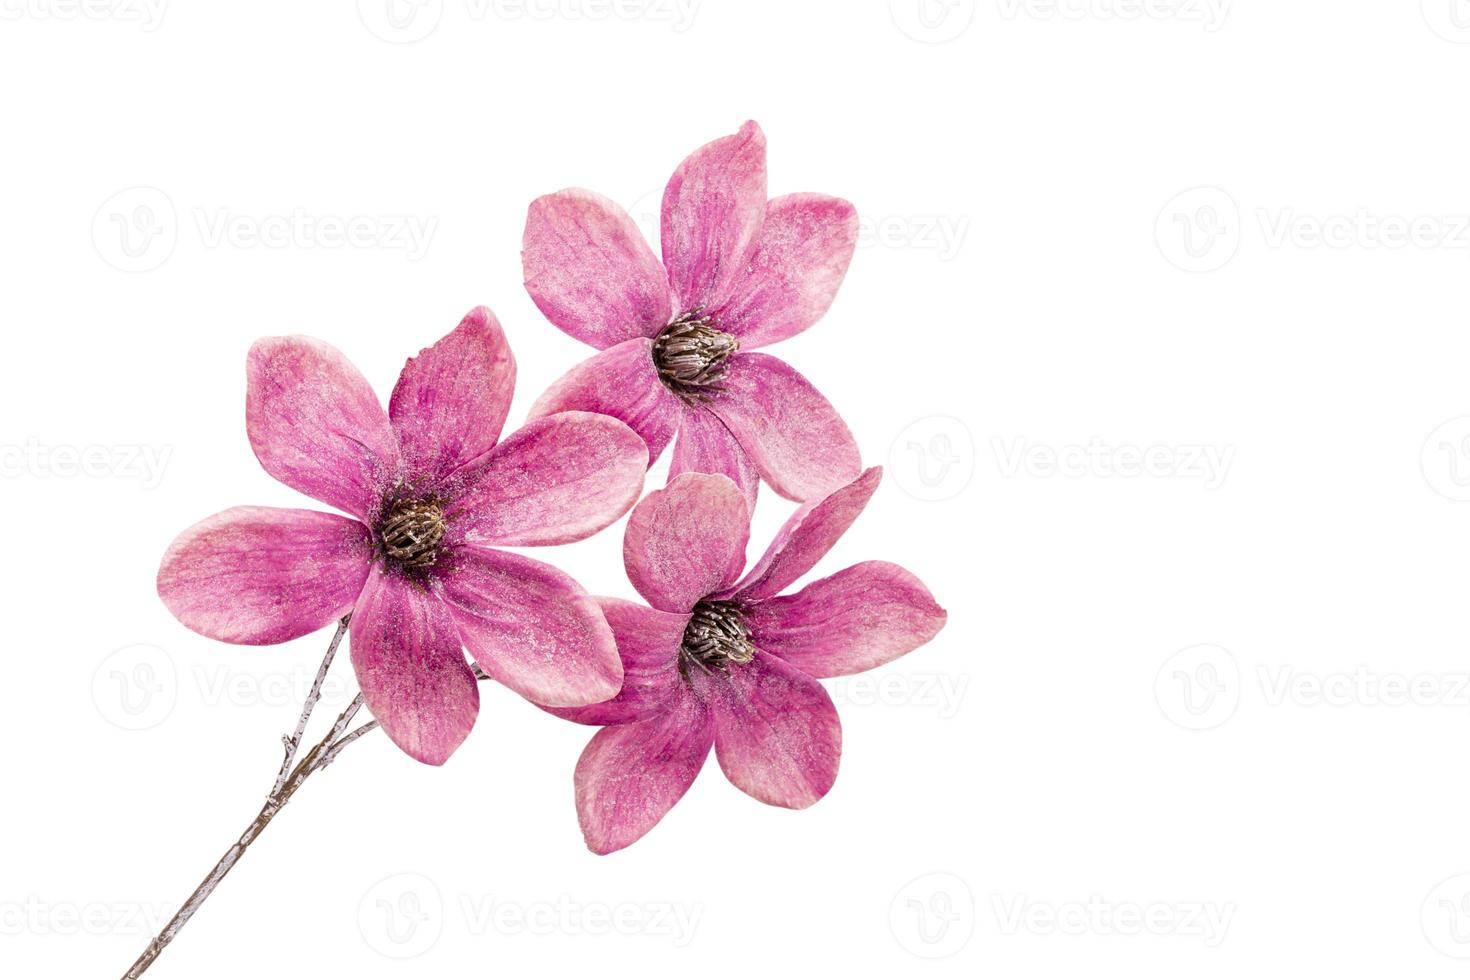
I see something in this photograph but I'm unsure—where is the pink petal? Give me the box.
[388,307,516,488]
[703,652,841,809]
[437,546,622,707]
[350,568,479,766]
[574,686,713,854]
[158,506,373,645]
[453,411,647,547]
[745,562,947,677]
[669,406,760,515]
[623,473,750,614]
[545,597,687,726]
[661,120,768,315]
[528,339,683,466]
[706,352,861,503]
[713,194,859,349]
[246,336,400,520]
[730,467,882,603]
[523,189,674,350]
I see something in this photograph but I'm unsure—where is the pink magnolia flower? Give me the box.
[548,468,947,854]
[157,308,648,766]
[523,120,862,509]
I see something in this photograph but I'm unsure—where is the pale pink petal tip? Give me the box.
[389,306,516,487]
[350,570,479,766]
[731,466,882,602]
[246,335,400,520]
[158,506,373,645]
[528,339,683,466]
[704,652,841,809]
[746,561,947,678]
[662,121,769,316]
[523,189,674,350]
[623,472,750,614]
[575,688,713,854]
[455,411,648,547]
[708,353,861,503]
[438,547,622,708]
[714,193,860,349]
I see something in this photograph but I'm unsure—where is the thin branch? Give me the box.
[319,720,380,770]
[121,619,366,980]
[269,615,349,802]
[122,633,498,977]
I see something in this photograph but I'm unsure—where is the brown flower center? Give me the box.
[679,599,754,676]
[378,498,447,570]
[651,314,740,403]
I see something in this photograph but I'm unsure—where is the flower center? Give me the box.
[651,314,740,403]
[679,599,755,676]
[378,497,447,570]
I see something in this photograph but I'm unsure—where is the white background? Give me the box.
[5,0,1470,976]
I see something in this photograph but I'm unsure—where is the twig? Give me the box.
[120,634,494,978]
[269,615,349,802]
[121,618,366,979]
[320,720,381,769]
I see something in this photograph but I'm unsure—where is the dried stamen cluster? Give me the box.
[378,498,447,570]
[679,598,755,674]
[651,314,741,403]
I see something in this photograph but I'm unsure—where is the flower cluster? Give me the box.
[158,122,946,853]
